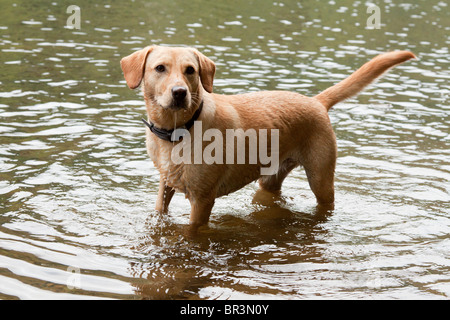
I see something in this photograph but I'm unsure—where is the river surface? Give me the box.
[0,0,449,299]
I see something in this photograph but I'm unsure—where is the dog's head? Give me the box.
[121,46,215,123]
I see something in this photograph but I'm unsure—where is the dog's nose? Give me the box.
[172,86,187,101]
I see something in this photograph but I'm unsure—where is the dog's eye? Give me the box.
[185,66,195,75]
[155,65,165,73]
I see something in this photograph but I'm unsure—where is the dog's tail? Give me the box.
[314,51,416,111]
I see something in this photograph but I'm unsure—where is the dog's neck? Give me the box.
[143,100,203,142]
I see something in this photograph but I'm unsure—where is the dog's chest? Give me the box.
[146,141,187,191]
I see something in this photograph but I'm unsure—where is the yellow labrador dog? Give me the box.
[121,45,415,229]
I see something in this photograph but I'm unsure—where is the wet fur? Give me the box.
[120,45,415,229]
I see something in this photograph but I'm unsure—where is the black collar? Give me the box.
[142,101,203,142]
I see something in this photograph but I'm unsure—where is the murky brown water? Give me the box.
[0,0,449,299]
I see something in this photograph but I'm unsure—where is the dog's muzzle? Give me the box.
[171,86,188,108]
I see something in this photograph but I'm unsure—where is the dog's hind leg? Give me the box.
[303,134,337,205]
[258,159,298,194]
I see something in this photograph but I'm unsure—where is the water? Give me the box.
[0,0,449,299]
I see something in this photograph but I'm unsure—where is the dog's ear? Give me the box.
[120,46,154,89]
[192,49,216,93]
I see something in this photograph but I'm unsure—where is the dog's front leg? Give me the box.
[155,178,175,213]
[188,195,216,228]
